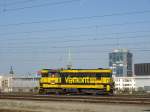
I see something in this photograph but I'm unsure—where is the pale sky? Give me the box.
[0,0,150,74]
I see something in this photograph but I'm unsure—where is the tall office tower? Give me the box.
[109,49,132,77]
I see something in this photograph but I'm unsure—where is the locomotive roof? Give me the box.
[60,69,112,73]
[40,69,112,73]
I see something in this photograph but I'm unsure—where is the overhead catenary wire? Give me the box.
[1,48,150,55]
[0,39,149,49]
[2,0,80,12]
[50,41,150,49]
[1,34,150,45]
[0,0,38,6]
[0,20,150,36]
[0,10,150,27]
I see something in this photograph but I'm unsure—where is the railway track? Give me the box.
[0,94,150,105]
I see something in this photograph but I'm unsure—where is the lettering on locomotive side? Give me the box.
[65,77,97,84]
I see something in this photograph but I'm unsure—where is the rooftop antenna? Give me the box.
[9,66,14,75]
[67,48,72,69]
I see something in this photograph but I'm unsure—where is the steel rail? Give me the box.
[0,94,150,105]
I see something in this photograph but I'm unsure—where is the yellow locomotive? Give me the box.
[39,68,114,95]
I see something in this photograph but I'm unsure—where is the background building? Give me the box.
[134,76,150,92]
[0,75,39,93]
[113,76,135,93]
[109,49,132,77]
[113,76,150,93]
[134,63,150,92]
[134,63,150,76]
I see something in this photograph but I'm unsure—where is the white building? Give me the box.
[113,76,135,92]
[0,75,39,93]
[135,76,150,92]
[113,76,150,93]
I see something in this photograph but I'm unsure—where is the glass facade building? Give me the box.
[109,49,132,77]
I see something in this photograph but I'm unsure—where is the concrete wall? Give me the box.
[135,76,150,92]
